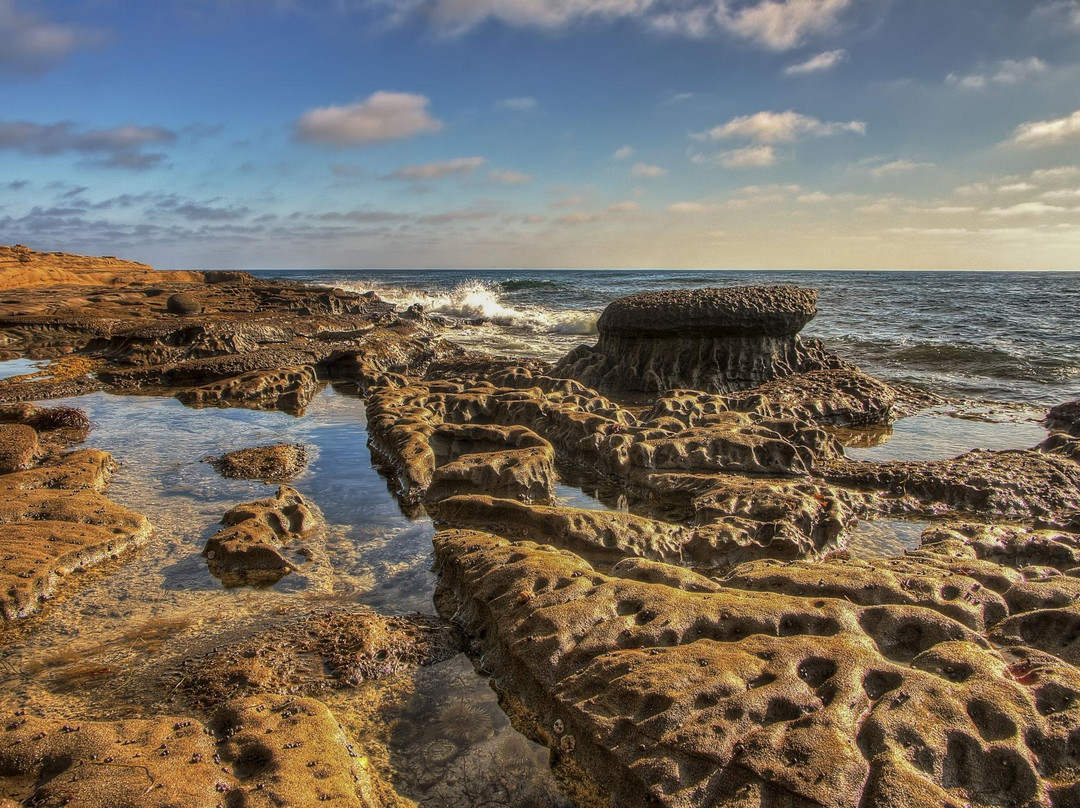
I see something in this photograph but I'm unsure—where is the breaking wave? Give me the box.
[343,279,599,338]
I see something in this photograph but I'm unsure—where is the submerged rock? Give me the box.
[0,449,151,619]
[209,442,309,481]
[552,286,833,395]
[177,610,464,710]
[203,486,322,587]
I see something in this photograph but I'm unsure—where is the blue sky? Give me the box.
[2,0,1080,269]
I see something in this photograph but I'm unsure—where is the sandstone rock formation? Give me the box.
[209,442,309,481]
[552,286,839,396]
[1046,399,1080,437]
[0,244,203,290]
[0,449,151,619]
[203,486,323,587]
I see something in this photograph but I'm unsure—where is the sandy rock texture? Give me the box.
[0,695,406,808]
[176,610,464,710]
[0,244,203,290]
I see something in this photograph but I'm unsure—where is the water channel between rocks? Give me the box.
[0,383,569,807]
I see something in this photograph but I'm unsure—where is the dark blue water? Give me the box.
[260,269,1080,409]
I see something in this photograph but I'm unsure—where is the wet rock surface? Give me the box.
[177,610,464,710]
[203,486,323,587]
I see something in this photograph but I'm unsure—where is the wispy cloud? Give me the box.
[946,57,1049,91]
[696,110,865,143]
[613,145,635,160]
[867,159,935,178]
[630,162,667,178]
[295,91,443,146]
[0,0,103,76]
[719,145,778,168]
[375,0,870,50]
[0,119,176,169]
[497,96,538,111]
[784,49,847,75]
[488,169,532,184]
[385,156,486,180]
[987,201,1074,217]
[1009,109,1080,148]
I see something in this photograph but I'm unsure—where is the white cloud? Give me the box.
[998,182,1036,193]
[955,182,991,196]
[718,145,778,168]
[556,211,601,224]
[697,110,865,144]
[630,162,667,178]
[1009,109,1080,148]
[0,0,101,76]
[716,0,857,51]
[1032,166,1080,183]
[1042,188,1080,200]
[613,145,635,160]
[488,169,532,184]
[784,49,847,75]
[386,156,486,179]
[498,96,537,111]
[947,58,1049,90]
[295,92,443,146]
[668,201,719,213]
[796,191,832,203]
[868,159,934,178]
[904,205,977,215]
[608,200,640,212]
[856,202,892,214]
[987,202,1073,217]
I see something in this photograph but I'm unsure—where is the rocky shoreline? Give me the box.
[0,251,1078,807]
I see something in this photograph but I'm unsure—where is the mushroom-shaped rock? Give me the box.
[553,285,828,395]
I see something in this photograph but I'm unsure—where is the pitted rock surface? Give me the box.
[433,526,1080,808]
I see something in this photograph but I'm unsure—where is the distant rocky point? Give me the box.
[0,244,202,290]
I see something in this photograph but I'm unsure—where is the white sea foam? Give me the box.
[340,279,599,338]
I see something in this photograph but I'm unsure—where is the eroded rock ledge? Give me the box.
[433,524,1080,808]
[0,445,151,620]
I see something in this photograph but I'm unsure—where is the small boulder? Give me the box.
[166,292,202,315]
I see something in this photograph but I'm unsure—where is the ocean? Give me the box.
[266,269,1080,410]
